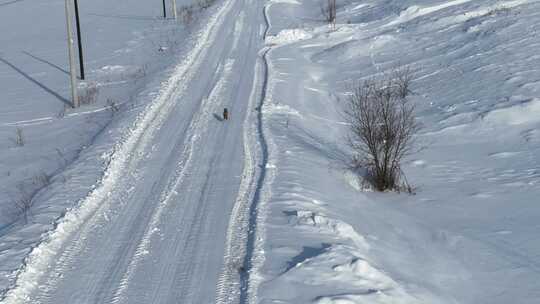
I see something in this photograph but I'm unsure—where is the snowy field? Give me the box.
[0,0,222,296]
[0,0,539,303]
[254,0,540,303]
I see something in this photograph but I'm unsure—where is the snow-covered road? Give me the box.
[2,0,264,302]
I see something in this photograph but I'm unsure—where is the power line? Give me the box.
[162,0,166,19]
[73,0,85,80]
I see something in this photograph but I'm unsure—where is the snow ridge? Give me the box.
[216,6,271,303]
[239,47,272,304]
[237,4,274,304]
[214,45,259,304]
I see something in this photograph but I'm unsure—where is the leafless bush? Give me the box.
[391,66,413,99]
[197,0,214,10]
[486,7,512,17]
[344,71,421,192]
[11,171,52,223]
[78,81,100,106]
[179,5,194,24]
[139,64,148,78]
[13,194,33,224]
[15,127,24,147]
[107,98,120,114]
[157,26,183,54]
[12,183,34,224]
[56,148,68,167]
[33,171,51,188]
[321,0,336,28]
[57,104,67,118]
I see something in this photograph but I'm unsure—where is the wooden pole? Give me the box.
[172,0,177,19]
[65,0,79,107]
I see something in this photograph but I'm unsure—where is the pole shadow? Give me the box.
[22,51,69,76]
[87,13,160,21]
[0,0,24,8]
[0,56,73,107]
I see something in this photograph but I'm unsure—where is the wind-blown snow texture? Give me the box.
[255,0,540,303]
[1,0,540,303]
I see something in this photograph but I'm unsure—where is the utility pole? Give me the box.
[73,0,85,80]
[65,0,79,107]
[171,0,177,19]
[162,0,167,19]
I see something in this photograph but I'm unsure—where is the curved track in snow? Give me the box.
[1,0,264,302]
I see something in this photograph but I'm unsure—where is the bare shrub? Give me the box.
[11,171,52,223]
[321,0,337,28]
[486,7,511,17]
[197,0,214,10]
[391,66,413,99]
[57,104,67,118]
[344,71,421,192]
[158,27,183,54]
[13,194,33,224]
[107,98,120,114]
[15,127,24,147]
[33,171,51,188]
[179,5,194,24]
[78,81,100,106]
[56,148,68,167]
[12,184,34,224]
[141,64,148,77]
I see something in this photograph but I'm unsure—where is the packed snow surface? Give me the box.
[1,0,266,302]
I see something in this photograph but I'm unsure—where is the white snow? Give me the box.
[0,0,197,292]
[2,0,540,303]
[266,29,313,45]
[389,0,475,26]
[1,0,265,302]
[483,98,540,126]
[253,0,540,303]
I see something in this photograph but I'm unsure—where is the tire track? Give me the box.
[213,1,271,302]
[1,0,238,301]
[237,3,272,304]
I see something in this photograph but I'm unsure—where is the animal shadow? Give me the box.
[213,113,224,121]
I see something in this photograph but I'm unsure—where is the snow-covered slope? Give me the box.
[253,0,540,303]
[2,0,539,303]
